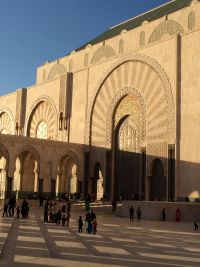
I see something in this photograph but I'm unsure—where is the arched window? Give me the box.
[118,117,138,152]
[36,121,48,139]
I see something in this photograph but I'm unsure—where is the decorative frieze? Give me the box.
[47,63,66,81]
[91,45,116,64]
[149,20,184,43]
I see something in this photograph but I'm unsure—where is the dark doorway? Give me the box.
[113,117,140,200]
[150,158,166,201]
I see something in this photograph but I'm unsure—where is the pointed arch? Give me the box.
[24,96,57,139]
[0,107,14,135]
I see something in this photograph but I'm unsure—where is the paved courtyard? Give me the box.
[0,202,200,267]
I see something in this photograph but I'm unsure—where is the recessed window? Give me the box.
[119,123,137,152]
[36,121,48,139]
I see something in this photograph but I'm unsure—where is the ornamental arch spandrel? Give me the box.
[0,107,15,135]
[24,96,58,140]
[88,54,174,149]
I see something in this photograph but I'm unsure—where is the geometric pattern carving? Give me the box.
[118,117,138,152]
[149,20,184,43]
[27,101,56,140]
[91,45,116,64]
[36,121,48,139]
[88,54,174,148]
[115,95,141,127]
[0,112,13,134]
[139,31,145,46]
[106,91,146,147]
[47,63,66,81]
[188,11,195,30]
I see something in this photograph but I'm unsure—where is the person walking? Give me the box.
[61,214,67,226]
[194,222,199,231]
[78,216,83,233]
[67,200,71,213]
[16,206,20,219]
[44,200,49,223]
[112,200,117,212]
[162,208,166,221]
[92,219,97,235]
[55,209,62,225]
[129,206,134,222]
[66,211,70,226]
[39,194,44,207]
[176,208,181,221]
[137,206,141,222]
[2,201,8,217]
[8,197,16,217]
[21,199,29,219]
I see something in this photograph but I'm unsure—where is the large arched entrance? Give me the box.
[13,149,39,198]
[150,158,166,201]
[89,55,174,201]
[56,153,78,198]
[114,115,140,200]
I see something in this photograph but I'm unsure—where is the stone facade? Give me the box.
[0,0,200,201]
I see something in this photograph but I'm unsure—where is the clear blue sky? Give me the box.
[0,0,170,96]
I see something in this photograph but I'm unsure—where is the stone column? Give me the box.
[56,174,60,198]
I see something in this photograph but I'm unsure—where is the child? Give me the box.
[55,209,61,225]
[78,216,83,233]
[194,222,199,231]
[16,206,20,219]
[66,211,70,226]
[61,214,67,226]
[92,219,97,235]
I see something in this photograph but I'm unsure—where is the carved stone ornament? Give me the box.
[86,54,174,150]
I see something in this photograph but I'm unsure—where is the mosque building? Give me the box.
[0,0,200,202]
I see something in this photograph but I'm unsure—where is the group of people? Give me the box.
[84,209,97,234]
[43,200,71,226]
[2,197,29,219]
[42,199,98,234]
[129,206,141,222]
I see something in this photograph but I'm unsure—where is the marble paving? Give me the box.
[0,203,200,267]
